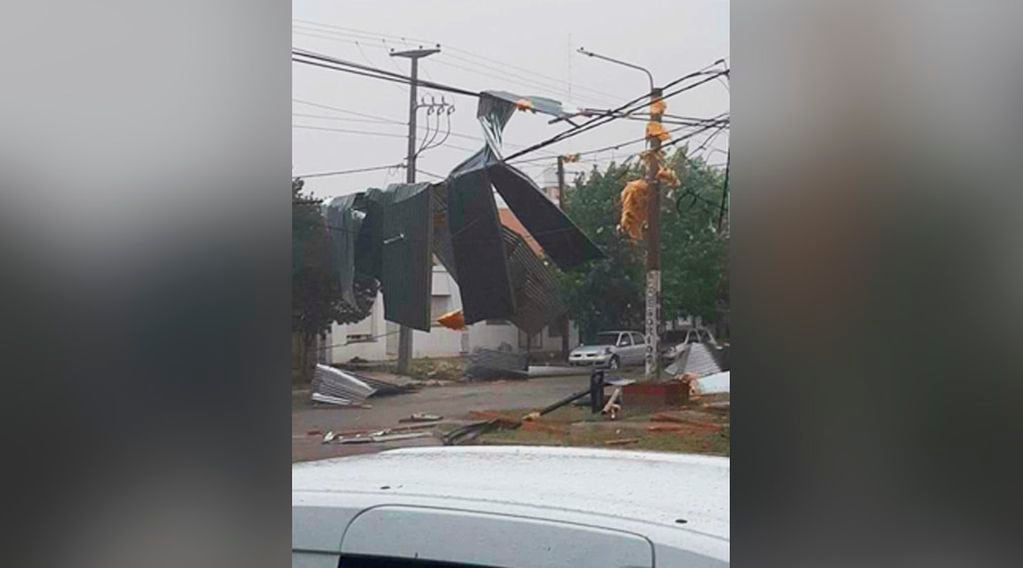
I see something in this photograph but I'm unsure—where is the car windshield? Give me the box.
[591,333,620,346]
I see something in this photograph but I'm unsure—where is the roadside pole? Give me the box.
[645,87,664,381]
[576,47,662,381]
[391,46,440,375]
[556,155,571,361]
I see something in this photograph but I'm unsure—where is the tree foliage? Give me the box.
[559,149,728,340]
[292,179,376,380]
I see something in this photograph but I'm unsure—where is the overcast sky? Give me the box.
[293,0,729,200]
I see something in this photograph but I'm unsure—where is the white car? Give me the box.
[293,446,729,567]
[569,330,648,369]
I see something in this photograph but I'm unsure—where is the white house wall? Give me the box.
[330,264,577,363]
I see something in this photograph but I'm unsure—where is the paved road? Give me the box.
[293,374,590,462]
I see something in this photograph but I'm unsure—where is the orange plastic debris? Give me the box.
[618,179,650,241]
[515,98,535,111]
[657,166,680,187]
[437,309,466,330]
[649,97,667,116]
[640,148,663,169]
[646,121,671,141]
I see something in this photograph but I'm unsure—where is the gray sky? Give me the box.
[293,0,729,200]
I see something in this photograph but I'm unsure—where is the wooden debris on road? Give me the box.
[650,412,724,432]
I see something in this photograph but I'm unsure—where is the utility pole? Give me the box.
[578,47,662,380]
[556,155,571,361]
[644,87,664,380]
[391,46,440,375]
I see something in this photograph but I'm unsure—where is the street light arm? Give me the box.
[577,47,655,92]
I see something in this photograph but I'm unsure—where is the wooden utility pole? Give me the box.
[391,46,439,375]
[556,155,570,361]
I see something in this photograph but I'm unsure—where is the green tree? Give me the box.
[560,149,727,341]
[292,178,376,383]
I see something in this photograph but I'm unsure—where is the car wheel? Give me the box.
[608,356,620,370]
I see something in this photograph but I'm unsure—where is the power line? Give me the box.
[292,48,479,98]
[503,68,728,162]
[292,124,408,138]
[295,25,592,105]
[292,112,397,125]
[294,97,479,147]
[295,47,721,164]
[509,115,728,166]
[291,19,625,106]
[295,164,404,179]
[292,98,405,124]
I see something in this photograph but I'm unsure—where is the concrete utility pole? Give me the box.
[578,47,662,380]
[644,87,663,381]
[391,46,440,375]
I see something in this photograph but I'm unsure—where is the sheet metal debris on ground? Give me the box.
[692,370,730,394]
[465,348,528,380]
[311,364,376,406]
[665,342,723,377]
[351,372,419,396]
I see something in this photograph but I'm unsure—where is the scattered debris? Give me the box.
[665,343,722,377]
[651,412,724,432]
[437,309,466,330]
[312,364,376,406]
[442,419,505,445]
[604,438,640,446]
[399,413,443,423]
[647,424,689,433]
[704,401,730,413]
[529,386,593,418]
[468,411,523,429]
[601,387,623,420]
[323,429,436,445]
[355,373,418,396]
[465,348,528,380]
[691,370,730,395]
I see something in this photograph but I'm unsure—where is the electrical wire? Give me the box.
[292,19,625,106]
[509,113,728,166]
[292,124,409,138]
[292,112,397,125]
[292,98,405,124]
[295,164,405,179]
[502,68,728,162]
[294,48,721,164]
[292,49,479,98]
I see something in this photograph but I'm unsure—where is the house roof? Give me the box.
[498,207,544,256]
